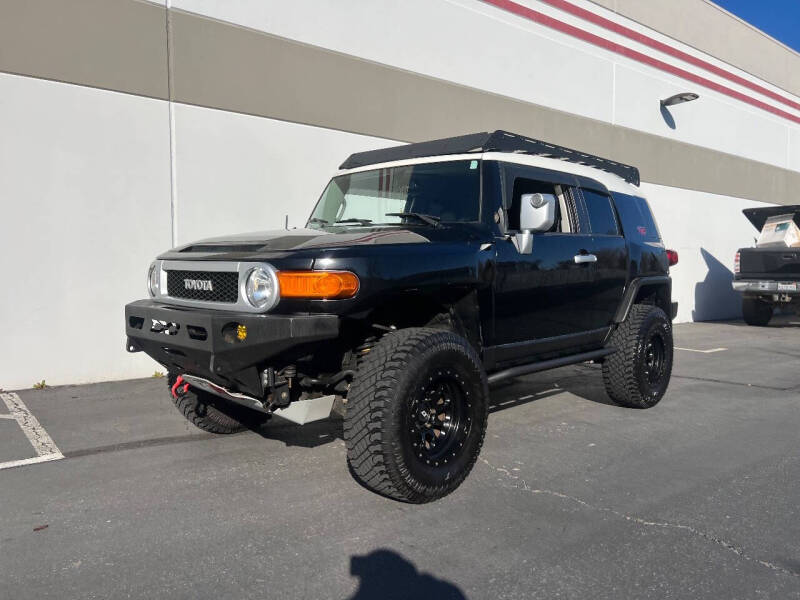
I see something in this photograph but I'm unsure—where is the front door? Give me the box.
[489,167,627,362]
[493,233,602,344]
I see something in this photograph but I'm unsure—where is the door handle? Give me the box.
[574,253,597,264]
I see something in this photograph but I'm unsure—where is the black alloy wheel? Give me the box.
[642,332,667,388]
[406,367,471,468]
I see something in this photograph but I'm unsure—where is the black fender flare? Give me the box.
[614,276,673,323]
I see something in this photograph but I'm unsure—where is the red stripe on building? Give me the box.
[482,0,800,125]
[538,0,800,113]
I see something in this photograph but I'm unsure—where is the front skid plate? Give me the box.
[181,373,335,425]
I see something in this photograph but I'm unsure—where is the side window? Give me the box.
[581,188,620,235]
[612,193,662,242]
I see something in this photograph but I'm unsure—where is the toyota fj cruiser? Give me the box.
[126,131,677,503]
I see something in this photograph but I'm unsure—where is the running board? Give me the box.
[487,348,616,385]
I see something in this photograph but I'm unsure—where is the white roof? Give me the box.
[337,152,641,195]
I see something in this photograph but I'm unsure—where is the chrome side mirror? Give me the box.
[515,193,556,254]
[520,193,556,232]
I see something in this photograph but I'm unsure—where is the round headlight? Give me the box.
[245,267,278,310]
[147,262,159,297]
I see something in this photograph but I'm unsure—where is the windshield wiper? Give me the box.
[335,218,373,225]
[307,217,330,226]
[386,212,441,227]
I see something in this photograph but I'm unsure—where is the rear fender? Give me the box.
[614,276,672,323]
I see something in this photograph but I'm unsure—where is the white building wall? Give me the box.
[790,128,800,172]
[642,184,765,323]
[172,0,800,171]
[0,73,172,387]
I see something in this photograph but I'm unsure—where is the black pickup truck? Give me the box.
[733,206,800,326]
[126,131,678,502]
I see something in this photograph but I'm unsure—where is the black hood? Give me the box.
[175,228,432,253]
[159,226,486,261]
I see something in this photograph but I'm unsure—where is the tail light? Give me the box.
[734,251,740,274]
[666,249,679,267]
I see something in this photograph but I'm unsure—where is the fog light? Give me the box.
[222,322,247,344]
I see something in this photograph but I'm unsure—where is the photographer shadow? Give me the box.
[348,549,466,600]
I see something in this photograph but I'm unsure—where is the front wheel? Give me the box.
[344,328,489,503]
[602,304,673,409]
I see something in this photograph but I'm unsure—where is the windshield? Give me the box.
[307,159,481,229]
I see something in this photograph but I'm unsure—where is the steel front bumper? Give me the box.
[125,299,339,397]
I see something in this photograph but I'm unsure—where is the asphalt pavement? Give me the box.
[1,317,799,599]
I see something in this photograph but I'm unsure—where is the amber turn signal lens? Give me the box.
[277,271,359,299]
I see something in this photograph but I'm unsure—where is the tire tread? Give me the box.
[344,328,488,503]
[602,304,672,409]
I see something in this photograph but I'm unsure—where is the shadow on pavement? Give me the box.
[488,386,563,413]
[716,316,800,329]
[489,365,618,410]
[255,415,343,448]
[348,549,467,600]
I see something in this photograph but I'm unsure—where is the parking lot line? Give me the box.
[0,392,64,471]
[675,347,728,353]
[0,455,65,471]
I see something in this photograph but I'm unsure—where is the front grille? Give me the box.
[166,270,239,303]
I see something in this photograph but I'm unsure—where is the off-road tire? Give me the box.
[742,296,773,327]
[167,373,267,434]
[344,328,489,503]
[602,304,673,409]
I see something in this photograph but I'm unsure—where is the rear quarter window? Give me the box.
[612,193,662,243]
[581,188,619,235]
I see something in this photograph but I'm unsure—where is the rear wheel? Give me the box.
[602,304,673,409]
[742,296,773,326]
[167,373,267,434]
[344,328,489,503]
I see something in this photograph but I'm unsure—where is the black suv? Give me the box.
[126,131,677,503]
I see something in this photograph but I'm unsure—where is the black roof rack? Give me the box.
[339,130,640,186]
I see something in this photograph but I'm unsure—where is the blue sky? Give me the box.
[712,0,800,52]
